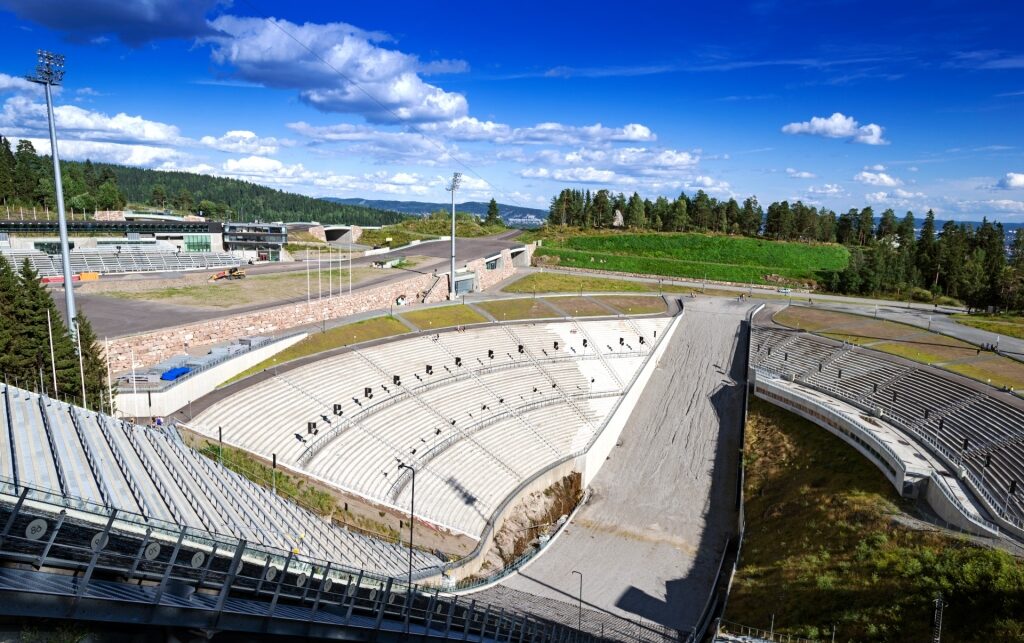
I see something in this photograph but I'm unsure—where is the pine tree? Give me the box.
[0,136,15,204]
[484,198,501,226]
[75,316,110,412]
[13,260,80,400]
[0,256,17,380]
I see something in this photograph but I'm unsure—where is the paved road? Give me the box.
[51,233,526,338]
[475,297,751,639]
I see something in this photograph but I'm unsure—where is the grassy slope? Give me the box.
[953,314,1024,340]
[401,304,486,328]
[534,232,848,285]
[222,316,410,385]
[727,399,1024,642]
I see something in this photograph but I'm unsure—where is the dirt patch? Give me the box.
[481,473,583,572]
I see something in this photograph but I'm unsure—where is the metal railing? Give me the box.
[0,479,600,643]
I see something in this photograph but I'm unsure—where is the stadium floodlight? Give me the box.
[397,461,416,595]
[26,50,78,342]
[445,172,462,300]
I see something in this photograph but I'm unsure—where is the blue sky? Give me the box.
[0,0,1022,219]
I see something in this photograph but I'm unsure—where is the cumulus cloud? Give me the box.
[205,16,468,123]
[866,189,926,204]
[786,167,816,179]
[997,172,1024,189]
[807,184,845,196]
[854,170,903,187]
[865,164,886,171]
[0,95,181,145]
[0,0,221,46]
[509,122,655,145]
[0,73,42,95]
[782,112,888,145]
[200,130,279,155]
[27,138,182,166]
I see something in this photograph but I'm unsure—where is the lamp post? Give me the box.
[26,50,77,341]
[571,569,583,636]
[397,461,416,591]
[446,172,461,300]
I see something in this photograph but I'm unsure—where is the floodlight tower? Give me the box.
[27,50,77,340]
[446,172,461,300]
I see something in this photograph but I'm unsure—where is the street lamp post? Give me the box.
[446,173,461,300]
[26,50,77,341]
[571,569,583,637]
[397,462,416,591]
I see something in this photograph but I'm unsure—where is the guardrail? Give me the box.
[0,478,600,642]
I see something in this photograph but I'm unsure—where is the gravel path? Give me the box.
[474,297,752,639]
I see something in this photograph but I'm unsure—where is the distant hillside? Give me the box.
[325,197,546,225]
[84,163,405,226]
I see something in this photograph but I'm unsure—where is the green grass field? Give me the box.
[475,298,559,320]
[726,399,1024,642]
[221,316,410,385]
[953,313,1024,340]
[400,304,486,329]
[534,233,848,286]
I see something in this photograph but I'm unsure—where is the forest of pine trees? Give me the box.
[0,135,405,226]
[548,187,1024,311]
[0,255,110,411]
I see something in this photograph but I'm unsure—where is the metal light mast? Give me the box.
[26,50,77,340]
[445,172,461,300]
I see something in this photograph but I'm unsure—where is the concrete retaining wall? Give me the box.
[579,312,682,487]
[116,333,308,417]
[752,377,909,494]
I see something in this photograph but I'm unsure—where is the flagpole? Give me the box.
[76,327,86,409]
[105,337,112,416]
[46,309,58,395]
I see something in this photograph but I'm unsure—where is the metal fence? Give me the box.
[0,480,600,642]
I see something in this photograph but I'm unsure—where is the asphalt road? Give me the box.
[475,297,751,639]
[51,232,526,338]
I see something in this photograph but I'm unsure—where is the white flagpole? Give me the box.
[328,247,332,298]
[76,326,87,409]
[105,337,112,416]
[306,254,310,305]
[46,309,58,396]
[348,240,352,296]
[317,248,322,302]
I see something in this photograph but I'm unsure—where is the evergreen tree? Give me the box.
[625,192,646,228]
[0,256,17,379]
[150,184,167,208]
[876,208,898,239]
[12,260,80,399]
[0,136,15,204]
[484,198,502,226]
[75,316,110,412]
[13,139,39,204]
[917,210,939,289]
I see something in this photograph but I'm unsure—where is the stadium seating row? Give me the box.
[0,248,239,276]
[193,318,669,537]
[751,326,1024,524]
[0,384,443,577]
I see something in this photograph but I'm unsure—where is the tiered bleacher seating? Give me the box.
[193,318,669,538]
[0,384,440,577]
[0,248,239,276]
[752,325,1024,527]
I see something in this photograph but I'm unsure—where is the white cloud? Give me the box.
[0,96,181,145]
[865,189,926,205]
[980,199,1024,213]
[0,73,42,95]
[287,121,453,164]
[786,167,816,179]
[782,112,888,145]
[416,116,511,141]
[865,164,886,171]
[206,16,468,123]
[508,122,655,145]
[854,170,903,187]
[807,184,844,196]
[26,138,182,166]
[200,130,280,155]
[997,172,1024,189]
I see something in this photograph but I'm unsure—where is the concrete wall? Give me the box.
[107,271,449,372]
[307,225,327,242]
[753,377,909,494]
[923,474,1001,538]
[579,312,682,487]
[116,333,308,417]
[106,244,535,372]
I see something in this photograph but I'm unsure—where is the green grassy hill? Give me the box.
[534,232,848,286]
[725,399,1024,642]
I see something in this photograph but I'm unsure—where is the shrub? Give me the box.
[910,287,933,302]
